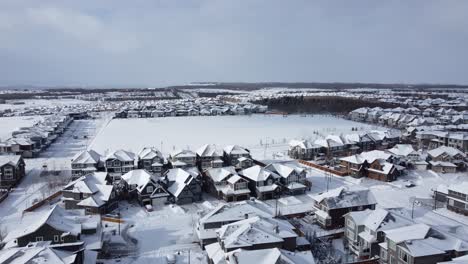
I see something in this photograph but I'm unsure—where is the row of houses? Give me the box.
[114,98,267,119]
[71,144,254,179]
[415,130,468,153]
[288,130,401,161]
[0,114,74,158]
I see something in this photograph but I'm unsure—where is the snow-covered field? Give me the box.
[0,115,44,140]
[90,114,383,159]
[0,98,90,111]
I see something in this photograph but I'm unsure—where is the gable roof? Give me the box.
[428,146,466,159]
[105,149,136,162]
[0,155,22,167]
[138,147,163,160]
[71,150,102,165]
[239,165,279,182]
[196,144,222,157]
[121,169,153,193]
[311,186,377,210]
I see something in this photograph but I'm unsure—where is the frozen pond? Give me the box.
[90,114,384,159]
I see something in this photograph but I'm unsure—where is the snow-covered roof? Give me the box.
[196,144,222,157]
[264,163,305,179]
[311,186,377,210]
[340,150,392,165]
[428,146,466,158]
[0,243,79,264]
[224,145,250,155]
[288,139,321,149]
[137,147,163,160]
[121,169,153,193]
[228,248,315,264]
[170,149,196,158]
[386,144,415,157]
[166,167,200,197]
[448,182,468,195]
[205,166,237,183]
[239,165,279,182]
[4,206,82,242]
[216,216,297,249]
[384,223,430,243]
[71,149,102,165]
[199,199,274,224]
[0,155,22,167]
[105,149,136,162]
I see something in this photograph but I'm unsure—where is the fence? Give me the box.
[23,190,62,213]
[298,160,347,176]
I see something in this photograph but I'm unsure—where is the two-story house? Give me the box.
[137,147,164,176]
[121,169,167,206]
[104,149,137,181]
[204,166,250,202]
[70,149,103,179]
[264,163,309,195]
[164,167,202,204]
[223,145,253,169]
[311,186,377,229]
[239,165,280,200]
[169,149,197,168]
[446,182,468,216]
[62,172,117,214]
[196,144,224,170]
[0,155,26,189]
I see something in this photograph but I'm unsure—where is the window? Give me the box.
[54,235,60,242]
[398,249,409,263]
[36,236,44,242]
[3,167,13,179]
[380,249,387,261]
[346,219,355,229]
[449,199,455,206]
[147,186,154,193]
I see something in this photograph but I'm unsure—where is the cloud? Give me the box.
[0,0,467,86]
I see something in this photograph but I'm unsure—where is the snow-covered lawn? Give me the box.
[90,114,383,159]
[0,115,44,141]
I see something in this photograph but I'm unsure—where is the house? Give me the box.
[288,139,322,160]
[311,186,377,229]
[121,169,167,206]
[104,149,137,180]
[205,216,298,262]
[428,146,466,172]
[204,166,250,202]
[239,165,280,200]
[3,205,101,248]
[386,144,420,162]
[0,241,95,264]
[226,248,315,264]
[379,223,468,264]
[164,167,202,204]
[196,199,274,247]
[349,107,369,121]
[169,149,197,168]
[137,147,164,176]
[0,155,26,189]
[62,172,117,214]
[223,145,253,169]
[339,150,397,181]
[70,149,103,179]
[446,182,468,216]
[367,159,399,182]
[264,162,309,195]
[344,208,412,259]
[196,144,224,170]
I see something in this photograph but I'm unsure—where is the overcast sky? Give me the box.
[1,0,468,87]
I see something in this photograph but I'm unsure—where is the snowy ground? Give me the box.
[90,114,383,159]
[0,115,45,141]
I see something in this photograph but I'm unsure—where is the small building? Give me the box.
[264,162,309,195]
[0,155,26,189]
[121,169,166,206]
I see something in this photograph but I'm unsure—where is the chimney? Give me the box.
[274,225,279,234]
[244,213,249,219]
